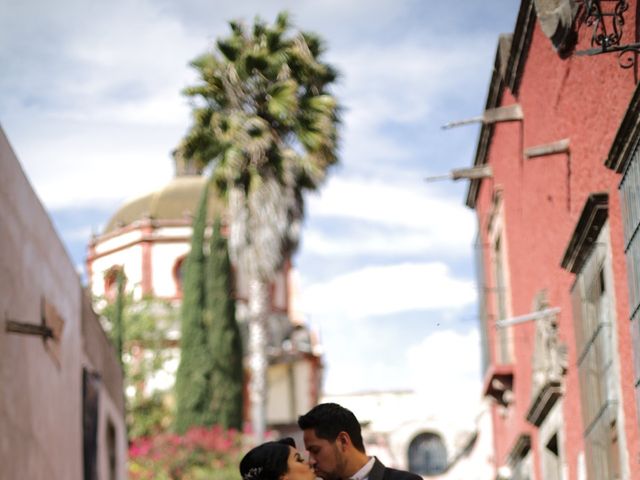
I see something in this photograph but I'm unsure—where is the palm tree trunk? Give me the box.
[247,273,269,442]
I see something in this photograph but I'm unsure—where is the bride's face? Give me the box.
[282,447,316,480]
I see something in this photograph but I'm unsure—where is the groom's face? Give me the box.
[303,428,347,480]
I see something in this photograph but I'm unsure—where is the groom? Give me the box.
[298,403,421,480]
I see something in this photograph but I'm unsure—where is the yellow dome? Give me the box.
[103,175,224,234]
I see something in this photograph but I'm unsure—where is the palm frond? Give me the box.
[267,80,298,125]
[275,11,290,32]
[253,17,267,39]
[301,32,325,58]
[178,9,340,274]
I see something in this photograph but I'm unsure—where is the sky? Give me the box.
[0,0,521,419]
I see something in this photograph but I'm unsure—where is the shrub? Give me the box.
[129,425,243,480]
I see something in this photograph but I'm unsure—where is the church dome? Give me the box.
[103,175,224,234]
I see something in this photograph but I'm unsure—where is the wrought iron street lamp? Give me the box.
[575,0,640,68]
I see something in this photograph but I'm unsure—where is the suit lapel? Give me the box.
[368,457,386,480]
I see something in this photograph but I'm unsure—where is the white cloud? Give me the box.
[407,328,483,416]
[335,42,486,125]
[301,261,476,321]
[1,0,207,210]
[309,177,474,230]
[303,176,475,257]
[302,228,441,257]
[14,125,176,210]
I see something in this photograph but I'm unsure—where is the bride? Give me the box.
[240,438,316,480]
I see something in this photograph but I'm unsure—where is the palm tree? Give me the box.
[177,11,340,440]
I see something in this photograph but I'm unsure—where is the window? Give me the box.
[619,151,640,416]
[106,420,117,480]
[83,369,101,480]
[474,232,491,376]
[571,223,622,480]
[487,190,513,365]
[538,404,567,479]
[408,432,447,476]
[104,266,125,302]
[173,256,187,295]
[493,235,512,363]
[542,433,562,480]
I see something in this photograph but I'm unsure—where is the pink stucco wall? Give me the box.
[475,5,640,480]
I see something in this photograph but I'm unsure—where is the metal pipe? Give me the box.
[495,307,561,328]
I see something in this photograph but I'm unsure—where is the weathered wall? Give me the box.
[82,293,127,480]
[0,125,126,479]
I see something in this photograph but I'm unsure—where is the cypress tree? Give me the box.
[174,184,214,433]
[206,218,244,430]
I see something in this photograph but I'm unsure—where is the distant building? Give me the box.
[322,391,495,480]
[465,1,640,479]
[86,171,322,433]
[0,125,127,480]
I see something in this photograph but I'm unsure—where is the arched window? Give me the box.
[408,432,447,476]
[104,266,125,302]
[173,256,187,296]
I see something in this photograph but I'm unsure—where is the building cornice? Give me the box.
[605,79,640,174]
[560,193,609,274]
[526,380,562,426]
[506,0,536,95]
[466,35,511,209]
[87,235,191,263]
[91,218,193,245]
[467,1,536,209]
[507,433,532,466]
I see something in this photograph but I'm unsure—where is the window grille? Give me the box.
[621,151,640,311]
[620,150,640,400]
[571,227,621,480]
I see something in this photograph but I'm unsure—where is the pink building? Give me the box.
[466,1,640,478]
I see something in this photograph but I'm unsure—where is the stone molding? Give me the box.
[606,80,640,174]
[560,193,608,274]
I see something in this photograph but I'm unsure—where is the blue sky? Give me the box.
[1,0,520,416]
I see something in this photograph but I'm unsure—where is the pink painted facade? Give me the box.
[469,2,640,479]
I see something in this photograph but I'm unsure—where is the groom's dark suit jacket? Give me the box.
[368,457,422,480]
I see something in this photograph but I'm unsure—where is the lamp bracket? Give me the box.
[575,0,640,68]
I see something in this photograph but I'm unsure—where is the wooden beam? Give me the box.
[425,165,493,182]
[524,138,570,158]
[441,104,523,129]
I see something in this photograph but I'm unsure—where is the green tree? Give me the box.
[207,219,244,430]
[174,185,215,433]
[178,11,340,440]
[100,295,176,438]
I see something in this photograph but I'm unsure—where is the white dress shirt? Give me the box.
[350,457,375,480]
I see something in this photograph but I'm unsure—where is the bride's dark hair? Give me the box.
[240,437,296,480]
